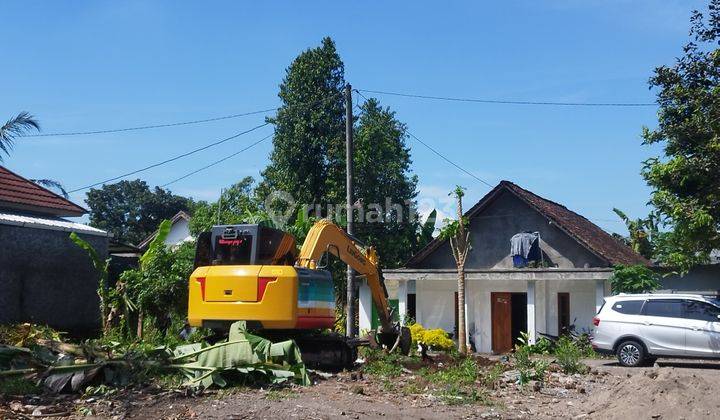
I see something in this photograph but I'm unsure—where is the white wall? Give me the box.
[416,278,600,353]
[165,218,192,247]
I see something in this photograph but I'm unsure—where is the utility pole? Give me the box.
[345,83,356,338]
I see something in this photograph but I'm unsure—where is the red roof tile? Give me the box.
[407,180,648,267]
[0,166,86,216]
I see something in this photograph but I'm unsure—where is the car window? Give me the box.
[611,300,644,315]
[643,299,683,318]
[684,300,720,322]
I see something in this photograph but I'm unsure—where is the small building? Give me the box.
[380,180,647,353]
[137,210,192,251]
[0,166,110,334]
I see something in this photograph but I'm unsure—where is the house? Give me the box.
[378,180,648,353]
[137,210,192,250]
[0,166,110,334]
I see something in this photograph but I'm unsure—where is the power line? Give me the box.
[68,92,344,193]
[358,88,657,107]
[23,108,277,138]
[407,130,495,189]
[355,89,495,189]
[162,133,273,187]
[68,122,269,193]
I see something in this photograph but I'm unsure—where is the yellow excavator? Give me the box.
[188,219,411,369]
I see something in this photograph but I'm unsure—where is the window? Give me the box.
[558,293,570,334]
[643,299,683,318]
[683,300,720,322]
[214,234,253,265]
[611,300,645,315]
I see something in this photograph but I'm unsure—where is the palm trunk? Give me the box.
[457,265,467,353]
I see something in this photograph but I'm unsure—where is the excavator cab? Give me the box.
[188,224,335,332]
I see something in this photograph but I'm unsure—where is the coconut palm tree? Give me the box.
[0,112,68,198]
[0,112,40,161]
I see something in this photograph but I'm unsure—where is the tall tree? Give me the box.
[352,98,422,268]
[256,37,346,209]
[189,177,263,235]
[0,112,39,161]
[641,0,720,272]
[86,180,193,245]
[439,186,470,354]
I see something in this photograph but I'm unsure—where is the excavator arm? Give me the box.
[296,219,394,333]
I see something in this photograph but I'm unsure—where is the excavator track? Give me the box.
[259,330,358,372]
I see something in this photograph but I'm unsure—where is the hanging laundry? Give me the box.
[510,231,540,268]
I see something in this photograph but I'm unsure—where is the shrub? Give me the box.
[409,323,454,351]
[512,345,548,385]
[516,332,552,355]
[554,336,588,374]
[610,264,661,294]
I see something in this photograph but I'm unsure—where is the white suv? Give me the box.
[591,294,720,367]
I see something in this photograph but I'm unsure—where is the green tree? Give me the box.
[256,37,346,209]
[188,176,268,235]
[439,186,470,354]
[86,180,193,245]
[610,265,661,294]
[352,98,422,267]
[0,112,39,161]
[641,1,720,272]
[612,208,656,260]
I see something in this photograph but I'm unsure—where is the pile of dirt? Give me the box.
[584,366,720,419]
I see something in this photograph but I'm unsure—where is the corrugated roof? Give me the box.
[0,166,86,216]
[406,180,649,268]
[0,212,109,237]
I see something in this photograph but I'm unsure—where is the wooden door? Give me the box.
[491,292,513,353]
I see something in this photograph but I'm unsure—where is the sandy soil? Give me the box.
[3,358,720,419]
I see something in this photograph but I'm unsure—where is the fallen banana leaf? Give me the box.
[0,321,311,393]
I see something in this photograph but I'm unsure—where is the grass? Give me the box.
[265,388,297,401]
[0,377,41,395]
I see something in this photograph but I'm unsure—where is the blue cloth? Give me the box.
[513,255,528,268]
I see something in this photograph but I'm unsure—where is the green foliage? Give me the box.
[86,179,192,245]
[351,97,423,268]
[70,232,111,332]
[0,112,40,161]
[139,219,172,267]
[122,241,195,335]
[0,377,40,395]
[612,208,657,260]
[610,264,661,294]
[256,37,346,210]
[516,332,552,355]
[363,350,405,378]
[0,323,64,347]
[512,345,548,385]
[640,1,720,273]
[189,177,264,236]
[554,336,587,374]
[418,356,488,405]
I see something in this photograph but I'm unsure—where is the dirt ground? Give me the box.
[3,358,720,419]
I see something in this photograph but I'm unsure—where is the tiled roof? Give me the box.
[0,166,85,216]
[407,180,649,268]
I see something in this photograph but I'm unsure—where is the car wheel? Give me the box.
[617,340,645,367]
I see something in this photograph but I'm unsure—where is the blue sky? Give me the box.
[0,0,706,234]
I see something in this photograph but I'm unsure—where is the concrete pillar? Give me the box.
[527,280,536,344]
[595,279,606,314]
[397,280,408,325]
[359,279,373,333]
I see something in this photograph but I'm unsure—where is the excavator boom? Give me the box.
[297,219,394,332]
